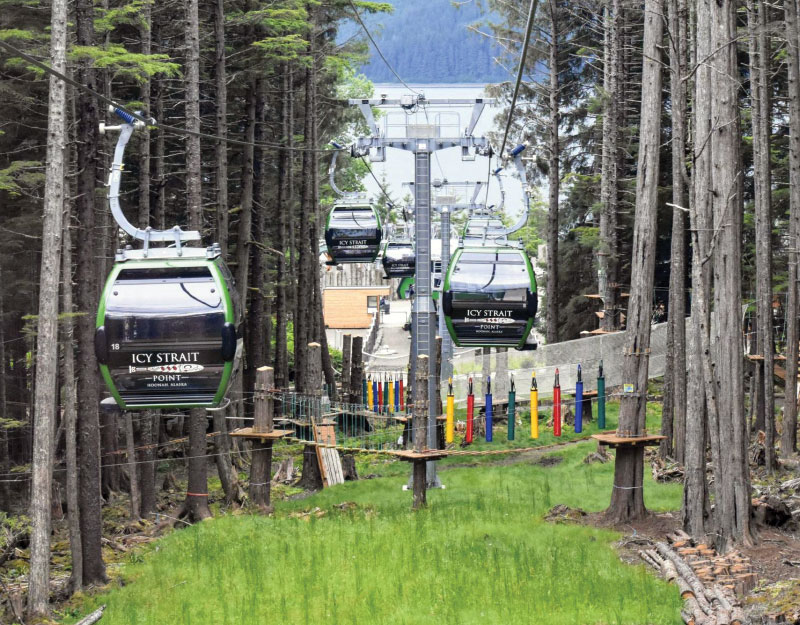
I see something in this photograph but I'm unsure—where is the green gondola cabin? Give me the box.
[94,247,243,410]
[442,246,537,349]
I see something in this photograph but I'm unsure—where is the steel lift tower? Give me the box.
[350,94,492,485]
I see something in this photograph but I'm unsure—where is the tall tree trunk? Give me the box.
[183,0,211,522]
[27,0,67,611]
[152,48,166,231]
[214,0,230,256]
[138,412,156,518]
[662,0,688,462]
[295,46,316,393]
[709,0,754,550]
[749,0,775,471]
[600,0,620,332]
[124,413,140,519]
[275,66,291,388]
[545,0,560,345]
[684,0,714,539]
[138,1,152,230]
[783,0,800,457]
[75,0,107,586]
[62,214,82,591]
[607,0,663,524]
[236,83,257,307]
[0,271,9,512]
[247,81,268,396]
[135,4,157,518]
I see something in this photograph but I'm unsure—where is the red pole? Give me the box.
[378,375,384,413]
[399,375,405,411]
[466,377,474,444]
[553,368,561,437]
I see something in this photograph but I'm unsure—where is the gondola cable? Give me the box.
[345,0,420,96]
[498,0,540,158]
[0,38,339,155]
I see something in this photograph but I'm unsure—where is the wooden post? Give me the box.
[341,333,351,402]
[413,355,429,509]
[350,336,363,405]
[250,366,275,510]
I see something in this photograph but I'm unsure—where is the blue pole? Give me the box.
[486,376,493,442]
[597,360,606,430]
[394,377,400,412]
[575,364,583,433]
[372,379,379,414]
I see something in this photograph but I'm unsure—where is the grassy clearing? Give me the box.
[63,404,683,625]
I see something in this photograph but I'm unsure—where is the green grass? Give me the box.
[63,408,684,625]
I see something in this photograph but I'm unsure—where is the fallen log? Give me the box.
[75,605,106,625]
[656,542,714,615]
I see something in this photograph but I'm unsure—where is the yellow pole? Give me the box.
[367,376,374,410]
[530,372,539,439]
[388,376,395,414]
[446,377,455,444]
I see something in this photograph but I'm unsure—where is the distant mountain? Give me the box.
[347,0,508,85]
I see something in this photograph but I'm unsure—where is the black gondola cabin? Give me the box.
[442,247,537,349]
[95,247,242,409]
[324,203,383,264]
[381,239,415,278]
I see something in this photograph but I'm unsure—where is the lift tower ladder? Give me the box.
[350,95,492,485]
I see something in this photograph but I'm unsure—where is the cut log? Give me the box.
[656,543,714,615]
[76,605,107,625]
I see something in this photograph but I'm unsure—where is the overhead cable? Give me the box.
[0,39,337,154]
[346,0,420,95]
[498,0,540,158]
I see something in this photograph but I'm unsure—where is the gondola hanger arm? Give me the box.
[102,106,201,254]
[495,143,531,237]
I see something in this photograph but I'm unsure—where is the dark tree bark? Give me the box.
[62,216,82,591]
[748,0,775,471]
[75,0,107,586]
[247,81,269,397]
[600,0,621,332]
[138,411,156,518]
[297,343,323,491]
[783,0,800,456]
[182,0,211,523]
[0,272,8,512]
[28,0,67,608]
[545,0,560,345]
[274,65,292,388]
[684,0,714,539]
[138,1,152,230]
[294,41,317,392]
[213,0,230,256]
[708,0,754,550]
[607,0,663,524]
[661,0,688,462]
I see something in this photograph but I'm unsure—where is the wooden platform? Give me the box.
[229,428,293,440]
[591,431,665,448]
[391,449,449,462]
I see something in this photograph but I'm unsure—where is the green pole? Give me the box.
[597,360,606,430]
[507,377,516,441]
